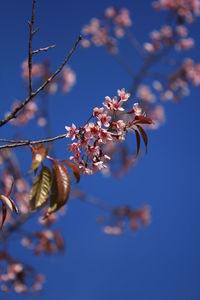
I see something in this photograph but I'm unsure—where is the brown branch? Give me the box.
[28,0,36,96]
[0,34,82,128]
[0,133,68,150]
[32,44,56,54]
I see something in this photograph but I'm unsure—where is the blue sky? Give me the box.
[0,1,200,299]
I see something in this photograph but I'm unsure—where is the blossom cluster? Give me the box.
[81,8,132,53]
[7,61,76,128]
[0,251,44,293]
[65,89,150,175]
[21,229,64,256]
[22,60,76,95]
[161,58,200,100]
[101,205,151,236]
[153,0,200,23]
[144,24,194,53]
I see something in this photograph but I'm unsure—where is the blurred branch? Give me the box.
[125,29,145,57]
[71,189,112,212]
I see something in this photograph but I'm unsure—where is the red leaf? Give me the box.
[28,143,52,174]
[61,160,80,183]
[135,115,153,125]
[137,125,148,153]
[8,198,19,214]
[135,130,141,156]
[1,204,7,229]
[45,162,70,217]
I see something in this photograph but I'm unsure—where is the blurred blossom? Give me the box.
[138,85,156,103]
[7,101,38,126]
[61,66,76,93]
[153,0,200,23]
[0,252,45,294]
[144,23,194,53]
[22,60,44,81]
[81,7,132,53]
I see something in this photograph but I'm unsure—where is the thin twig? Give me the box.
[0,133,68,150]
[0,139,29,143]
[28,0,36,96]
[32,44,56,54]
[0,34,82,128]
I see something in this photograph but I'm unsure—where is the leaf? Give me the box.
[137,125,148,153]
[61,160,80,183]
[0,194,13,211]
[135,130,141,156]
[0,194,18,229]
[8,198,18,214]
[1,204,7,229]
[135,115,153,125]
[28,143,52,174]
[30,166,52,210]
[45,163,70,217]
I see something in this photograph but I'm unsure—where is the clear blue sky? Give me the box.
[0,1,200,299]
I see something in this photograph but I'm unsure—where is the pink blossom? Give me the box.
[103,96,125,111]
[97,113,111,127]
[133,103,143,116]
[93,107,104,117]
[65,123,78,140]
[117,88,130,101]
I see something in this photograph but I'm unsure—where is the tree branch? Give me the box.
[28,0,36,97]
[32,44,56,54]
[0,133,68,150]
[0,34,82,128]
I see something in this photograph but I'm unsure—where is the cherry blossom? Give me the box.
[65,89,152,175]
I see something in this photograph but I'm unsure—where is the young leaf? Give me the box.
[30,166,52,210]
[135,130,141,156]
[45,163,70,217]
[28,143,52,174]
[137,125,148,153]
[135,115,153,125]
[61,160,80,183]
[0,194,18,229]
[1,204,7,229]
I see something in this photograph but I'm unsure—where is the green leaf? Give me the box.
[30,166,52,210]
[45,163,70,217]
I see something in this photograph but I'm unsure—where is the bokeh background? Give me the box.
[0,1,200,299]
